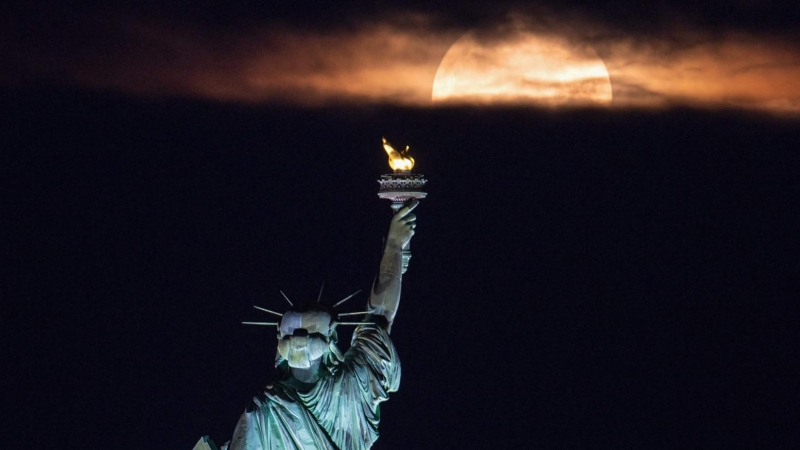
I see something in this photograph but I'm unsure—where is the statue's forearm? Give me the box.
[369,243,403,327]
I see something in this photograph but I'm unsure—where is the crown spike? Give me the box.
[333,289,362,308]
[242,321,279,326]
[279,290,294,307]
[317,281,325,304]
[337,311,372,317]
[335,322,376,326]
[253,305,283,317]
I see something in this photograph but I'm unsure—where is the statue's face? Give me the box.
[277,310,333,369]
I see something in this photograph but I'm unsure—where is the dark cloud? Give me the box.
[608,80,670,103]
[7,0,800,34]
[3,0,800,112]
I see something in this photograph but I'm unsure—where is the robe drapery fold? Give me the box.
[228,324,400,450]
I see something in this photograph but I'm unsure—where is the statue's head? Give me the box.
[244,288,365,372]
[277,304,339,369]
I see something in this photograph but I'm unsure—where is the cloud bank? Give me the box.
[3,3,800,112]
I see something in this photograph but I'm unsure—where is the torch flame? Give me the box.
[382,137,415,171]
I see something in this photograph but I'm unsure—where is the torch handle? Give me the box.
[401,243,411,274]
[391,201,412,274]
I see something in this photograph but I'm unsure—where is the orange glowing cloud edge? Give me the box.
[431,30,614,106]
[20,19,800,114]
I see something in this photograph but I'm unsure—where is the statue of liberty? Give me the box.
[219,199,419,450]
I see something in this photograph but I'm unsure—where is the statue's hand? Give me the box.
[386,200,418,250]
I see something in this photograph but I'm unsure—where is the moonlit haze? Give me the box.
[3,11,800,113]
[432,30,612,105]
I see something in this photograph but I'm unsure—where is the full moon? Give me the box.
[432,30,613,106]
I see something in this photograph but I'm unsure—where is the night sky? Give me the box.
[4,1,800,449]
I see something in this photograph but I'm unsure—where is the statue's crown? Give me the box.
[242,286,374,328]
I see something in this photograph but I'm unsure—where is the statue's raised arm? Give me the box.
[369,199,418,331]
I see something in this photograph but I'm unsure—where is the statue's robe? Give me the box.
[227,324,400,450]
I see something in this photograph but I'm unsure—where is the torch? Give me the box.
[377,137,427,274]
